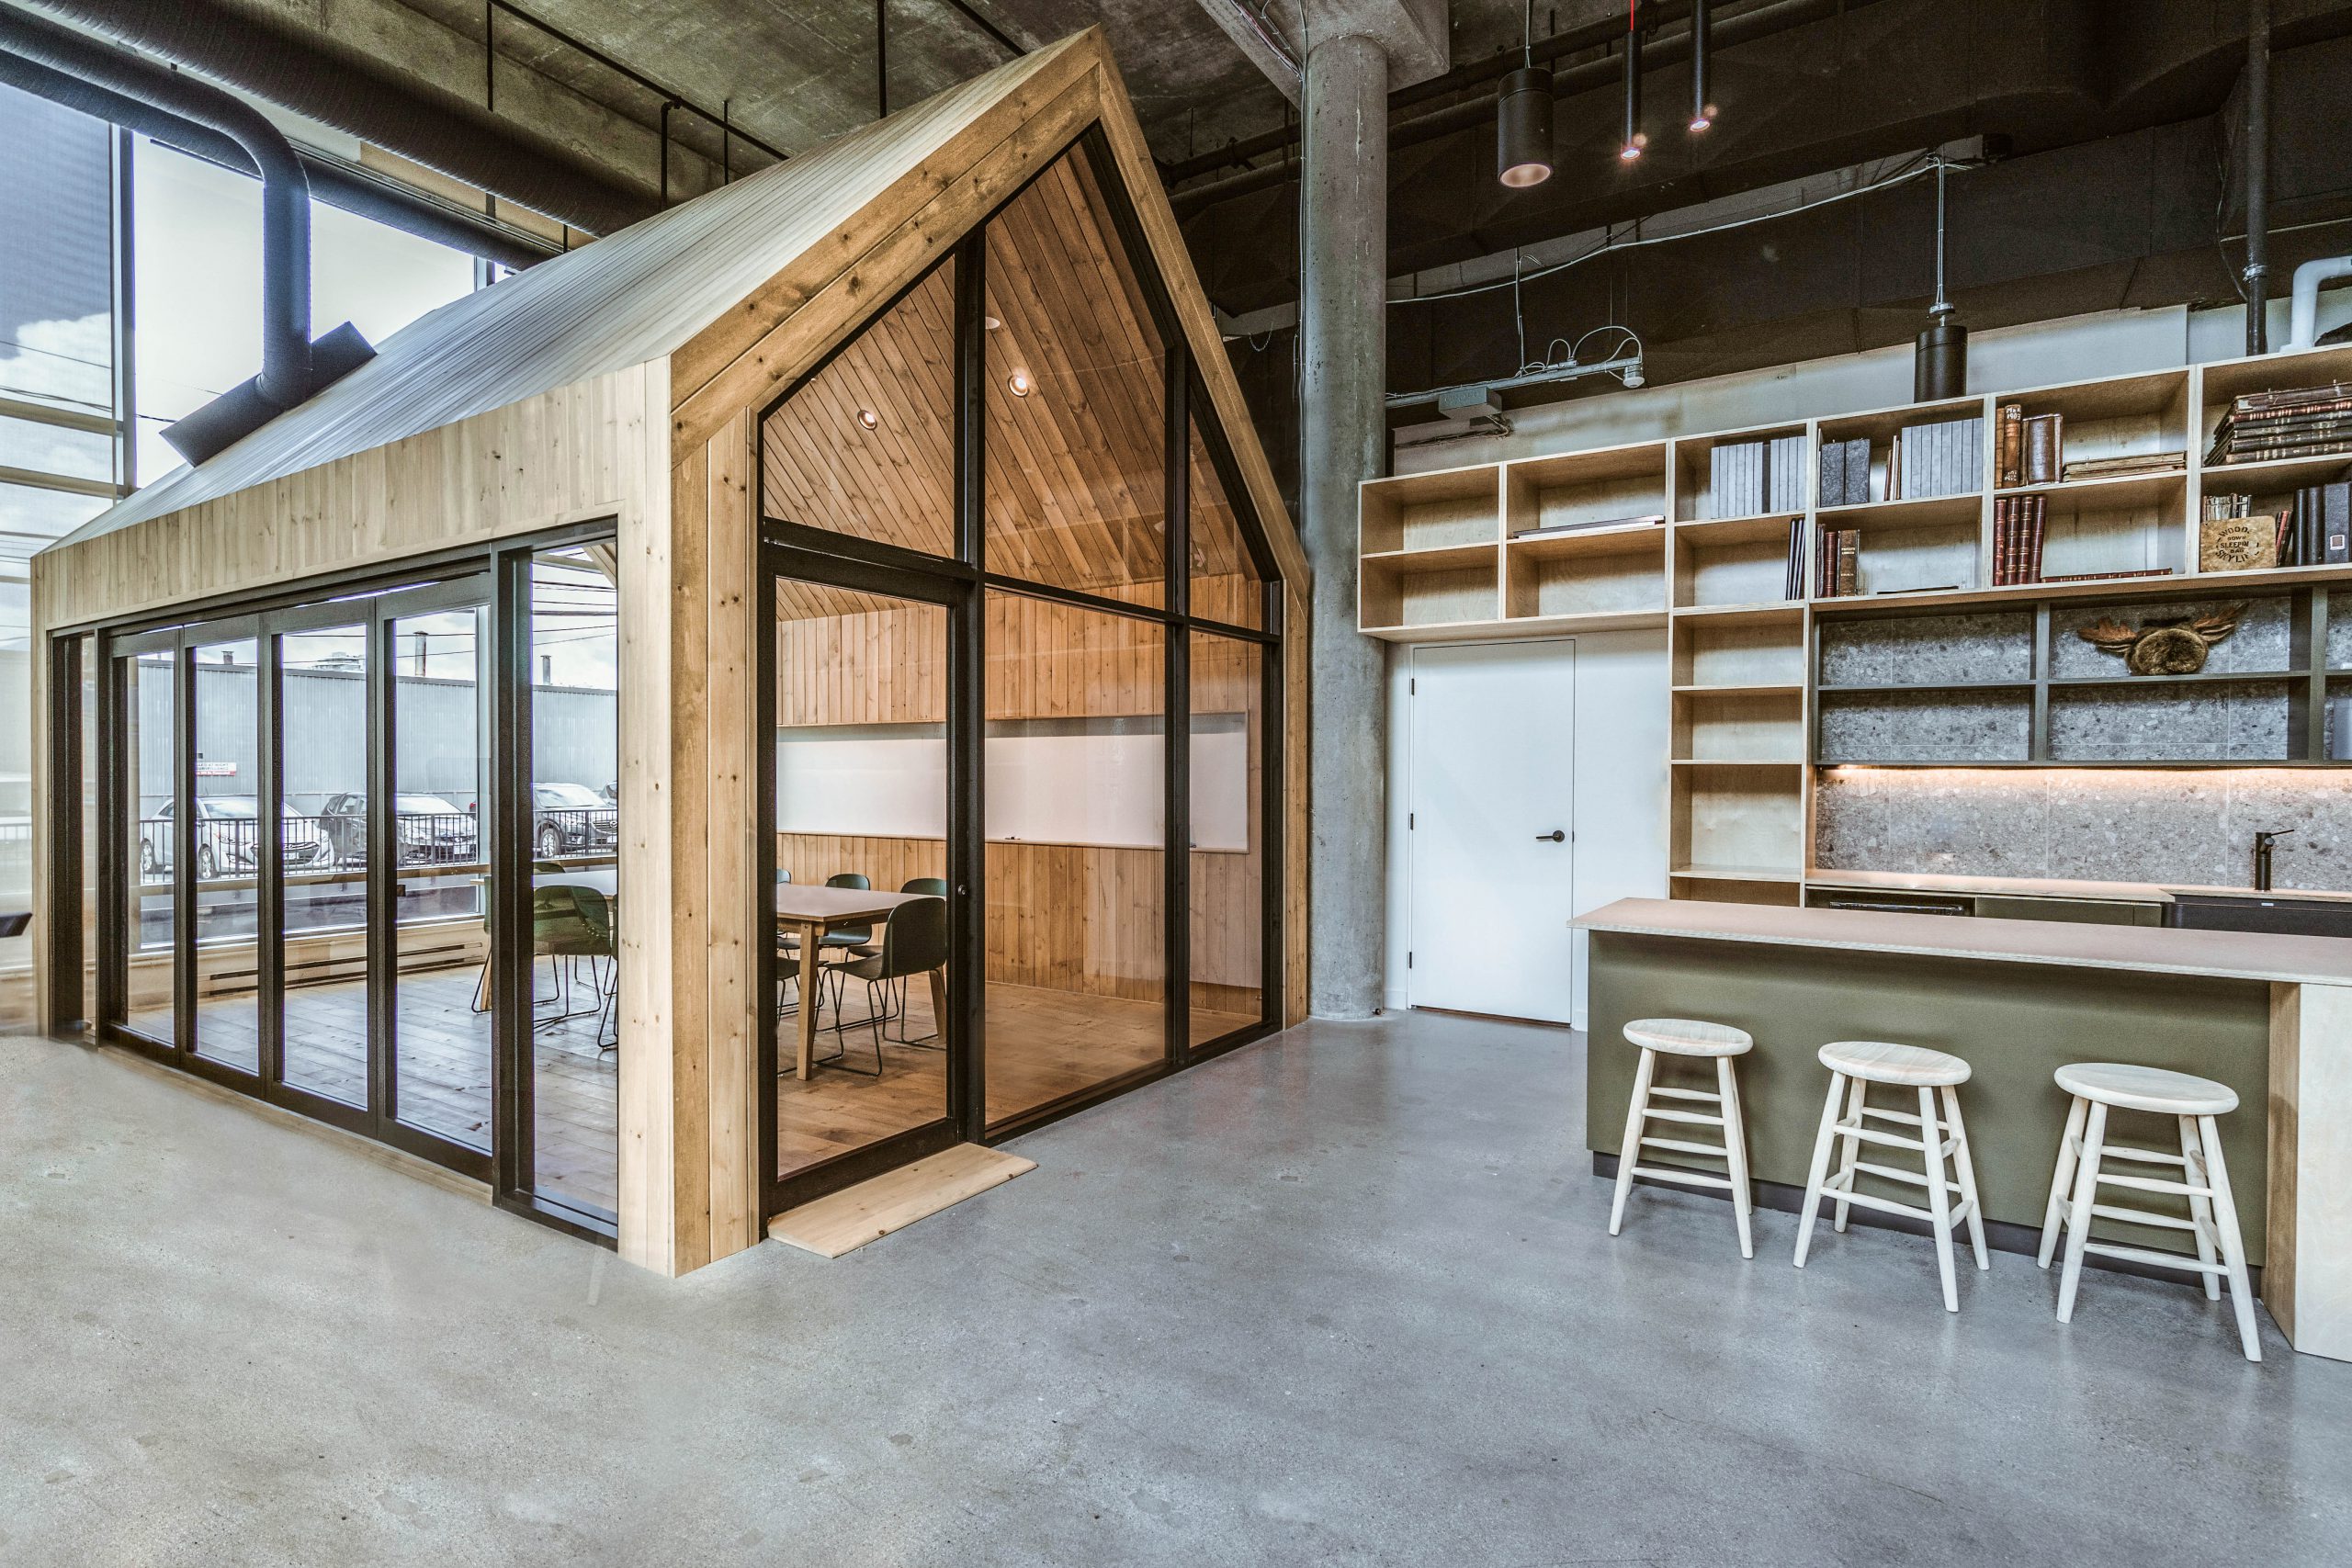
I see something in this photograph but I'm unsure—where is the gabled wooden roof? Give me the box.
[53,28,1302,590]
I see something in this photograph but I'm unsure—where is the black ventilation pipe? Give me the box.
[0,2,311,409]
[0,49,555,271]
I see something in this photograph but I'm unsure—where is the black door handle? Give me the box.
[1536,829,1566,842]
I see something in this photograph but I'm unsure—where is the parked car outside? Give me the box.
[534,782,617,862]
[140,797,330,880]
[317,792,480,867]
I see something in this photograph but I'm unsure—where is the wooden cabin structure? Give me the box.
[28,29,1307,1277]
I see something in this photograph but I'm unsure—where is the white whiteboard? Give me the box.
[775,720,1248,851]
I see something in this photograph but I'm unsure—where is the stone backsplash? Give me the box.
[1812,766,2352,892]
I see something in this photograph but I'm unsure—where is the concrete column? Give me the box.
[1298,31,1388,1019]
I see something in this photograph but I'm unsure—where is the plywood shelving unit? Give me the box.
[1361,341,2352,908]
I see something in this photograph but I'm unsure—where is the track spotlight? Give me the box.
[1688,0,1714,132]
[1497,0,1554,188]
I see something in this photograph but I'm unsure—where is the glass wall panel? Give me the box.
[190,637,259,1071]
[1188,418,1264,630]
[1189,632,1264,1044]
[983,151,1167,599]
[390,605,491,1150]
[278,624,368,1106]
[772,580,952,1187]
[983,590,1165,1126]
[526,546,619,1219]
[123,649,175,1041]
[760,259,956,560]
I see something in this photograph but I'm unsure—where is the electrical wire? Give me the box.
[1395,151,1963,308]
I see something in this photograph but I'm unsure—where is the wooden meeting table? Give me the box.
[776,884,943,1079]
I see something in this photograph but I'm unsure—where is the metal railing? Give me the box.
[134,806,618,884]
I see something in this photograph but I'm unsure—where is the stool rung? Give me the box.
[1641,1106,1726,1127]
[2099,1144,2189,1168]
[1859,1105,1926,1128]
[2082,1239,2224,1276]
[1629,1163,1734,1192]
[1647,1085,1722,1104]
[1831,1120,1928,1155]
[1815,1185,1931,1224]
[2087,1201,2199,1233]
[1840,1159,1966,1197]
[1639,1134,1730,1159]
[2096,1168,2211,1201]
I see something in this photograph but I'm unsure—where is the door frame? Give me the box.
[757,540,979,1219]
[1404,637,1577,1023]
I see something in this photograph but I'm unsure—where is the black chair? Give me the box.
[892,878,949,1046]
[820,897,947,1075]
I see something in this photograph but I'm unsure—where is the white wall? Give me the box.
[1384,629,1668,1028]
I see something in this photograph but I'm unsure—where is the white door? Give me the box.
[1407,640,1577,1023]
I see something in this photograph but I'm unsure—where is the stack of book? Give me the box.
[2205,382,2352,464]
[1709,434,1807,517]
[1888,412,1984,500]
[2200,483,2352,568]
[1815,436,1872,507]
[1992,494,2046,586]
[2060,450,2186,482]
[1814,525,1859,597]
[2286,482,2352,566]
[1995,403,2065,486]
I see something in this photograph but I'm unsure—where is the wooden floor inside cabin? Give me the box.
[131,964,1258,1214]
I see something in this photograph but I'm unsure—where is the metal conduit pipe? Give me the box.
[0,49,557,271]
[2287,255,2352,352]
[38,0,655,237]
[0,1,311,407]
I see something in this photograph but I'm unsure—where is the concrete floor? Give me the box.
[4,1009,2348,1567]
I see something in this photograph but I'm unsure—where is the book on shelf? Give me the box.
[1512,513,1665,540]
[1711,434,1806,516]
[1815,525,1859,597]
[1996,402,2024,487]
[1783,517,1806,601]
[2021,412,2063,485]
[2059,450,2186,481]
[2039,567,2177,583]
[1992,493,2047,586]
[1889,412,1983,500]
[1815,435,1872,507]
[2205,380,2352,463]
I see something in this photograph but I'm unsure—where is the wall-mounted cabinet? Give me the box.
[1363,341,2352,903]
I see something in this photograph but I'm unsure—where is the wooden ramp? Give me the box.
[766,1144,1035,1258]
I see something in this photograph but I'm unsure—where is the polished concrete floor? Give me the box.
[3,1007,2348,1566]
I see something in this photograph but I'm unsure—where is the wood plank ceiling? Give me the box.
[759,145,1258,621]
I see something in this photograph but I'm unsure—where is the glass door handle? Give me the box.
[1535,829,1566,842]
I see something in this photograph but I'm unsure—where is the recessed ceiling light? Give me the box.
[984,314,1003,331]
[1007,369,1034,398]
[856,407,879,430]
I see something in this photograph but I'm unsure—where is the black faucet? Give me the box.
[2255,829,2294,892]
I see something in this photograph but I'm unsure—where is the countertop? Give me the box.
[1804,867,2352,907]
[1574,897,2352,987]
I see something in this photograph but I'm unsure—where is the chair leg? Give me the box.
[2037,1095,2089,1269]
[1831,1075,1867,1234]
[1792,1071,1846,1269]
[2199,1114,2262,1363]
[1942,1085,1989,1272]
[1918,1087,1960,1313]
[2056,1100,2109,1324]
[2178,1114,2222,1303]
[1607,1047,1657,1237]
[1717,1055,1754,1261]
[865,978,887,1075]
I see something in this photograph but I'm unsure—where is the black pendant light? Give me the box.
[1497,0,1554,188]
[1619,0,1646,163]
[1914,157,1968,400]
[1688,0,1714,131]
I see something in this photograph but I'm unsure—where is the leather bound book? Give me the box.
[1997,403,2023,488]
[2024,494,2047,583]
[2022,414,2056,485]
[1837,529,1860,596]
[1992,497,2012,586]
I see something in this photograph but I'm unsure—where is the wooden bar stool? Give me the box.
[1607,1018,1757,1258]
[2035,1063,2260,1362]
[1794,1042,1987,1312]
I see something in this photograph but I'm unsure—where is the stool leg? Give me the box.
[1830,1076,1867,1234]
[2037,1095,2088,1269]
[1608,1047,1657,1237]
[1942,1085,1989,1272]
[1918,1087,1959,1313]
[1717,1055,1754,1260]
[2199,1113,2261,1363]
[2056,1100,2109,1324]
[1792,1070,1847,1269]
[2177,1114,2222,1303]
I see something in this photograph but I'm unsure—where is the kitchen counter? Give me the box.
[1804,866,2352,907]
[1577,898,2352,1360]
